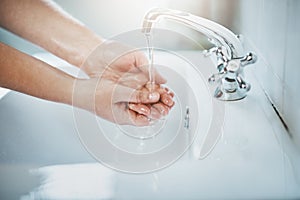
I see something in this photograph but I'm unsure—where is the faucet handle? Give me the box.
[236,75,251,91]
[203,46,230,62]
[216,46,230,63]
[208,58,239,84]
[203,47,218,57]
[203,46,231,73]
[215,46,231,72]
[207,49,257,100]
[208,71,225,84]
[240,52,257,67]
[208,56,253,100]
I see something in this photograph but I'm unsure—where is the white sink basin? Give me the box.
[72,50,214,173]
[0,51,299,199]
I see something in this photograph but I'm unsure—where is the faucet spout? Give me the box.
[142,8,243,58]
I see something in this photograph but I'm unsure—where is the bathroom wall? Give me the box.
[236,0,300,149]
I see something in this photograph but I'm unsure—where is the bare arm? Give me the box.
[0,0,102,68]
[0,42,172,126]
[0,0,174,125]
[0,0,166,81]
[0,42,74,105]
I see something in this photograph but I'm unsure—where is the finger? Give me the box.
[113,103,149,126]
[169,91,175,98]
[139,65,167,84]
[118,72,148,89]
[152,103,170,116]
[133,51,167,84]
[162,87,175,98]
[145,82,160,91]
[149,106,162,120]
[134,51,149,68]
[127,109,150,126]
[151,85,175,107]
[144,83,175,108]
[161,93,175,107]
[114,85,160,103]
[128,103,150,116]
[149,84,174,98]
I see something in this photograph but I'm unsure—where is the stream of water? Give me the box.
[145,34,155,91]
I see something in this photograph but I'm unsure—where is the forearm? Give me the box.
[0,0,103,68]
[0,42,74,105]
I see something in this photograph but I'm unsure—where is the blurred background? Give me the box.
[0,0,240,53]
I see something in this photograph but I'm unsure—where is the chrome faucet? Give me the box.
[142,8,257,101]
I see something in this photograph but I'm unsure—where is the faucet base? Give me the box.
[214,87,247,101]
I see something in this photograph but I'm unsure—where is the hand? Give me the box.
[74,76,173,126]
[81,40,166,86]
[80,40,174,122]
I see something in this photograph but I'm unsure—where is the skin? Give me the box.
[0,0,174,126]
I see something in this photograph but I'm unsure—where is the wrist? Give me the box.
[71,79,96,113]
[58,76,75,106]
[63,31,104,68]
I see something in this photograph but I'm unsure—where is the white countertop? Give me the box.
[0,51,299,199]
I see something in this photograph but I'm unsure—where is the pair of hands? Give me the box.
[75,41,174,126]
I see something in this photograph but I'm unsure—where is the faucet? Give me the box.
[142,8,257,101]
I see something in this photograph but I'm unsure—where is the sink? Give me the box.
[0,50,297,199]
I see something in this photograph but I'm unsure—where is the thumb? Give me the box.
[113,84,160,103]
[139,65,167,85]
[134,52,167,84]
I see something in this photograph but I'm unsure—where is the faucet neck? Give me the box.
[142,8,243,58]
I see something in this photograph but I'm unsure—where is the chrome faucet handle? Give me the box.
[208,50,256,101]
[215,46,230,72]
[204,46,231,72]
[240,52,257,66]
[204,46,229,61]
[208,71,225,84]
[236,75,251,91]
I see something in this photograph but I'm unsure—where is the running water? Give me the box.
[117,34,165,140]
[145,34,155,90]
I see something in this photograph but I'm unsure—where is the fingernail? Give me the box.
[148,92,159,101]
[163,98,171,106]
[161,109,167,116]
[139,107,150,115]
[165,98,174,107]
[164,98,169,104]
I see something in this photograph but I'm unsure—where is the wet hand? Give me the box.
[128,83,174,121]
[79,40,174,124]
[81,40,166,85]
[74,77,173,126]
